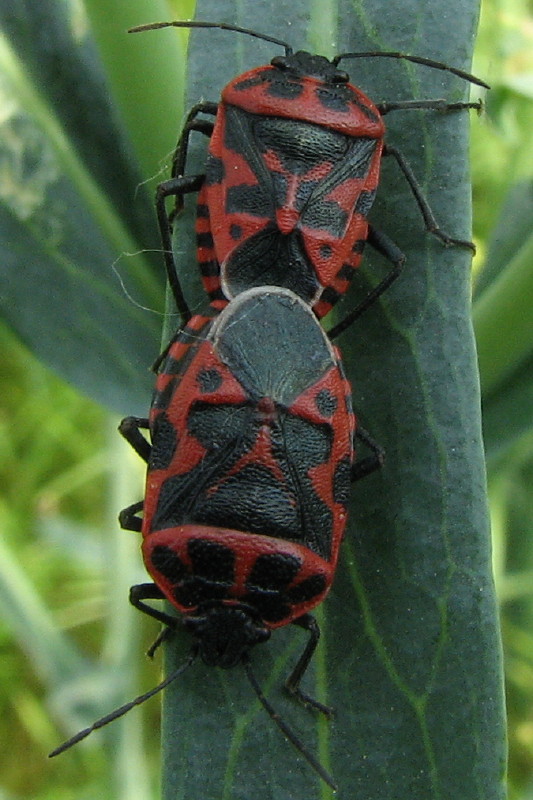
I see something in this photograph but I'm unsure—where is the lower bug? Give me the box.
[50,287,383,789]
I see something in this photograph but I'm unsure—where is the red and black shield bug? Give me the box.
[130,20,489,333]
[49,287,383,789]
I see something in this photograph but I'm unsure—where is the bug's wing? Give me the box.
[296,137,380,278]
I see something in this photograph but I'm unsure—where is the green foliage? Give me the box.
[0,325,154,799]
[470,3,533,798]
[3,0,533,797]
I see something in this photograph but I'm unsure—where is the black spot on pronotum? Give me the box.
[151,544,187,582]
[247,552,302,590]
[197,368,223,394]
[188,538,236,583]
[287,573,327,604]
[230,223,243,240]
[315,389,338,419]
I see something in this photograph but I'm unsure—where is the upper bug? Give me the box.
[130,20,488,335]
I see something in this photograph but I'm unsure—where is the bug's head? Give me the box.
[184,602,270,668]
[271,51,349,84]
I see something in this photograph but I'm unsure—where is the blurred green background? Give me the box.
[0,0,532,797]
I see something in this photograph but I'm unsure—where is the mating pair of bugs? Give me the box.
[50,19,487,791]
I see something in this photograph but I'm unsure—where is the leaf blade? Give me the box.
[159,0,507,797]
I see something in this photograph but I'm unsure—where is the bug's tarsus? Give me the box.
[242,655,337,791]
[147,626,175,659]
[119,416,151,462]
[118,500,144,532]
[48,651,197,757]
[383,144,477,253]
[128,20,292,56]
[129,583,181,629]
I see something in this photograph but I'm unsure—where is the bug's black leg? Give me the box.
[119,416,151,462]
[383,143,476,252]
[130,583,180,629]
[169,120,216,220]
[156,103,217,319]
[151,342,171,375]
[119,501,144,532]
[146,626,175,659]
[130,585,178,657]
[328,225,405,340]
[150,324,186,374]
[156,175,206,224]
[169,122,214,222]
[167,102,217,223]
[351,426,385,481]
[170,101,218,184]
[155,173,206,322]
[118,417,149,532]
[285,614,334,718]
[377,98,483,114]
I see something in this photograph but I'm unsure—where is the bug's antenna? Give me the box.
[49,650,197,757]
[333,51,489,89]
[128,20,293,56]
[242,656,337,790]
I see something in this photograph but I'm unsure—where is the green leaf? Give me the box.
[474,223,533,399]
[158,1,507,799]
[0,1,167,414]
[491,441,533,800]
[473,181,533,300]
[473,180,533,462]
[481,351,533,465]
[0,529,85,685]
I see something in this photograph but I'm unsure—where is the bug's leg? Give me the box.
[119,416,151,462]
[377,98,483,114]
[285,614,334,718]
[118,417,149,532]
[151,342,171,375]
[130,583,180,629]
[328,225,405,340]
[170,101,218,186]
[146,627,175,659]
[351,427,385,481]
[167,103,217,227]
[383,143,476,252]
[119,501,144,532]
[150,325,184,374]
[156,173,206,322]
[156,104,217,320]
[130,585,179,657]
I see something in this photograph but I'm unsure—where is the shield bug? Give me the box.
[49,287,383,789]
[130,20,488,334]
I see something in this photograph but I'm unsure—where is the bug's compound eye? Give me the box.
[271,55,290,70]
[333,69,349,83]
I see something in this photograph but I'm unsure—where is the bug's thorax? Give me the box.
[221,61,385,137]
